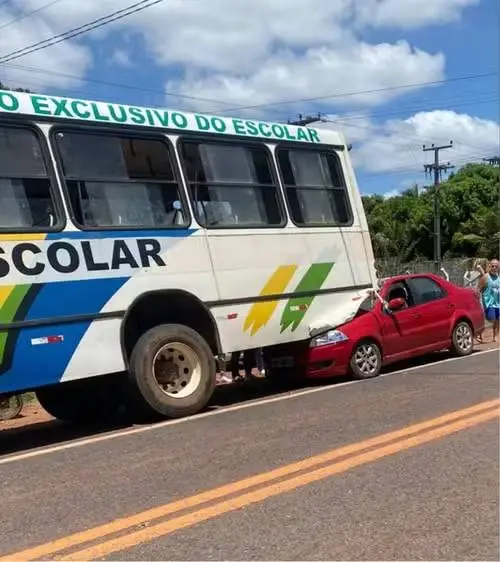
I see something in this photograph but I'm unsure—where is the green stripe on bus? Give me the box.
[280,263,334,333]
[0,285,31,364]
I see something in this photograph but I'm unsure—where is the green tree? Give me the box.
[363,163,500,260]
[0,81,31,93]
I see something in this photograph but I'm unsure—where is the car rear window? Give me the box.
[408,277,445,305]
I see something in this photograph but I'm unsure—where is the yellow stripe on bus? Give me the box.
[243,265,298,336]
[0,286,15,308]
[0,233,47,241]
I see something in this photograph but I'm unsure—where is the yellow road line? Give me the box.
[64,408,499,561]
[2,399,498,561]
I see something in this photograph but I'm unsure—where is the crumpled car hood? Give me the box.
[308,286,377,337]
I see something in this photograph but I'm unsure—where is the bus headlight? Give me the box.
[310,329,349,348]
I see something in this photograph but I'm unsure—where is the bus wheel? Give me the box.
[0,394,23,421]
[126,324,216,419]
[35,377,123,424]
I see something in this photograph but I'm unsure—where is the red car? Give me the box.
[264,273,484,384]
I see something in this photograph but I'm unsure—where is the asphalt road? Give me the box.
[0,349,498,561]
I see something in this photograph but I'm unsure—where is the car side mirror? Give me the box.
[388,297,406,311]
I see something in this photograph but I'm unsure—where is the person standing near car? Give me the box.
[478,259,500,343]
[463,258,482,289]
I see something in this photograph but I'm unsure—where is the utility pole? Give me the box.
[483,156,500,167]
[423,142,454,274]
[287,113,323,126]
[287,113,352,150]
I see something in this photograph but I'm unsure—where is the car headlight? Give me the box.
[310,329,349,348]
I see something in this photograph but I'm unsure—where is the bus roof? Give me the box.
[0,89,346,147]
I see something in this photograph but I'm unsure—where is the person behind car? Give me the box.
[478,259,500,343]
[472,260,487,343]
[463,258,482,289]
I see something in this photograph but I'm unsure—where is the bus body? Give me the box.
[0,89,376,421]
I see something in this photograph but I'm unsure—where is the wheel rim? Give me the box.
[456,324,472,352]
[354,343,379,375]
[152,342,202,399]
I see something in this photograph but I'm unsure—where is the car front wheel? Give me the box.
[349,341,382,380]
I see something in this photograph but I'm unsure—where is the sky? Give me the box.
[0,0,498,197]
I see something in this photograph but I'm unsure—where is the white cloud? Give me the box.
[2,2,491,196]
[0,1,92,91]
[165,41,445,115]
[352,110,500,174]
[355,0,480,29]
[0,0,474,109]
[382,188,401,198]
[18,0,355,77]
[316,113,374,144]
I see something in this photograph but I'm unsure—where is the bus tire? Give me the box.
[35,377,123,424]
[126,324,216,420]
[0,394,23,421]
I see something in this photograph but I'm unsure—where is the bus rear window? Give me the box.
[180,140,283,228]
[54,131,188,229]
[277,148,352,226]
[0,126,58,231]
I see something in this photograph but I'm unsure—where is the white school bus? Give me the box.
[0,89,376,422]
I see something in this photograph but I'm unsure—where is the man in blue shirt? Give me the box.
[479,259,500,343]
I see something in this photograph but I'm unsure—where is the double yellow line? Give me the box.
[2,399,498,561]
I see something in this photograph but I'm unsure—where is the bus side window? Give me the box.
[276,147,352,227]
[53,131,189,229]
[179,140,284,228]
[0,125,58,231]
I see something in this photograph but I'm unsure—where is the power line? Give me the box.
[326,95,499,124]
[287,114,323,126]
[0,0,65,33]
[2,61,496,118]
[216,72,497,114]
[1,62,238,106]
[1,69,494,162]
[0,70,494,160]
[2,66,496,156]
[360,152,485,181]
[1,5,494,128]
[321,117,488,154]
[483,156,500,167]
[0,0,165,64]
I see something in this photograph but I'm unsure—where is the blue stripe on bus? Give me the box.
[47,228,197,240]
[0,228,198,394]
[0,277,127,392]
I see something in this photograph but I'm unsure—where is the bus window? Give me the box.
[54,131,188,229]
[0,126,58,231]
[277,147,352,227]
[179,140,284,228]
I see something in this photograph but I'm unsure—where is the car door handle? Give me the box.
[412,313,422,319]
[446,303,455,309]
